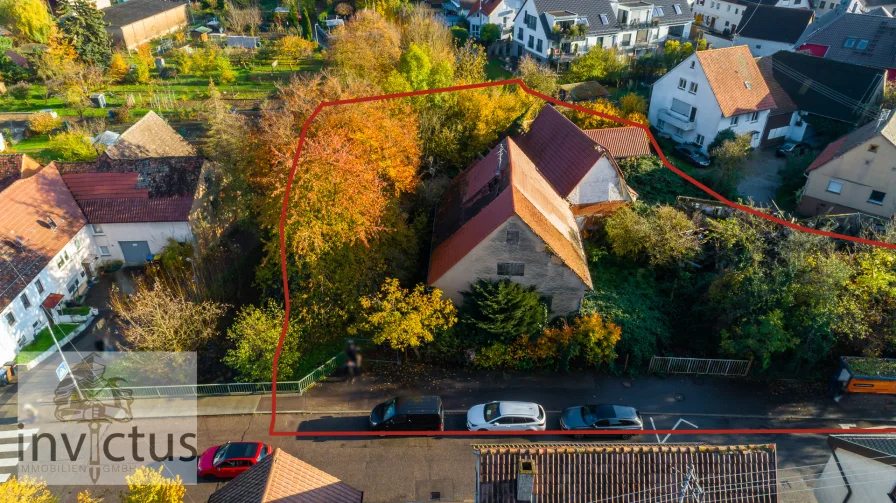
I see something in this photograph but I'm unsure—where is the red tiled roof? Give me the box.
[806,137,846,173]
[583,127,652,158]
[515,105,605,197]
[696,46,777,117]
[469,0,503,16]
[77,197,194,224]
[61,173,148,199]
[61,171,193,223]
[41,293,64,310]
[208,448,364,503]
[0,167,87,307]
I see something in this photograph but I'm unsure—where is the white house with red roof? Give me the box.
[0,168,99,363]
[469,0,523,39]
[427,105,636,315]
[647,45,777,152]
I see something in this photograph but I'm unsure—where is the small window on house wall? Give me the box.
[869,190,886,205]
[100,246,111,256]
[506,230,520,245]
[541,295,553,311]
[869,144,879,153]
[92,224,104,234]
[20,293,30,310]
[497,262,525,276]
[35,279,44,294]
[826,179,844,194]
[4,311,15,326]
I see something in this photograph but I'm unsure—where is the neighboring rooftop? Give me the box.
[528,0,621,36]
[583,127,652,158]
[806,109,896,172]
[757,51,885,124]
[829,435,896,465]
[867,6,894,17]
[208,448,364,503]
[101,0,187,27]
[0,154,41,193]
[474,443,779,503]
[0,168,87,307]
[735,4,815,44]
[469,0,504,16]
[695,46,777,117]
[103,110,197,160]
[795,12,896,70]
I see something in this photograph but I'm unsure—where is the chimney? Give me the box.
[517,458,536,502]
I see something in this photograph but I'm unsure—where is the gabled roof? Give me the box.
[515,105,605,197]
[583,127,652,157]
[469,0,504,16]
[429,136,592,288]
[796,12,896,70]
[102,0,187,28]
[867,6,894,17]
[695,46,777,117]
[736,5,814,44]
[757,51,885,124]
[0,154,41,192]
[208,448,364,503]
[525,0,622,36]
[558,81,610,102]
[104,111,197,160]
[0,168,87,308]
[806,109,896,172]
[474,443,778,503]
[60,171,194,224]
[829,435,896,466]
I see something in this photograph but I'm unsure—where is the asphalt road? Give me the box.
[38,412,896,503]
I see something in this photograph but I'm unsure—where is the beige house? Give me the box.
[798,110,896,218]
[427,105,636,316]
[102,0,189,50]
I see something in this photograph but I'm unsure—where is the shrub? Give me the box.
[50,131,97,161]
[335,2,354,15]
[459,279,548,345]
[450,26,469,47]
[479,23,501,44]
[8,81,32,101]
[27,112,60,135]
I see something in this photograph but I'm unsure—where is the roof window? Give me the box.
[857,39,869,50]
[654,6,665,16]
[843,37,856,48]
[673,4,682,14]
[599,14,609,24]
[744,81,751,90]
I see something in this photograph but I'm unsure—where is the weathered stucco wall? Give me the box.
[567,157,627,205]
[433,216,588,316]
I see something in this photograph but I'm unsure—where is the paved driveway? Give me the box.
[737,146,787,207]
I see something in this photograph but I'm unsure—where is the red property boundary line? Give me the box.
[270,79,896,437]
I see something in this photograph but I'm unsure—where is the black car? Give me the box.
[776,141,808,157]
[369,396,444,432]
[559,404,643,439]
[673,144,711,167]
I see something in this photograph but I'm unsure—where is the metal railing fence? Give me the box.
[86,352,345,399]
[649,356,752,376]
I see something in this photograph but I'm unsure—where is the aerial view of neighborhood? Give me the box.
[0,0,896,501]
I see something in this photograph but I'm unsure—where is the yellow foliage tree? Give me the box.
[354,278,457,350]
[120,466,185,503]
[619,93,647,117]
[565,99,626,129]
[0,476,57,503]
[107,53,129,83]
[325,10,401,84]
[276,35,317,65]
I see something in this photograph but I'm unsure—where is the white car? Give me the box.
[466,401,546,431]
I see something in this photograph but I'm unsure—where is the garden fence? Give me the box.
[85,352,345,399]
[649,356,752,377]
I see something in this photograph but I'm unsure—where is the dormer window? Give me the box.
[844,37,856,48]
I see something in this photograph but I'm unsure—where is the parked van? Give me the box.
[369,396,444,432]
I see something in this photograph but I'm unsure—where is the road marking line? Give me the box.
[0,429,38,440]
[650,417,662,443]
[658,418,699,444]
[839,424,856,429]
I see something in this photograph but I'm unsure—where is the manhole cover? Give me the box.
[674,393,685,402]
[622,379,633,388]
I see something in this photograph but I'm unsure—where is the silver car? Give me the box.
[466,401,546,431]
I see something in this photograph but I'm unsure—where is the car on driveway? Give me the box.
[776,141,809,157]
[673,144,711,167]
[466,401,546,431]
[369,395,444,431]
[559,404,643,439]
[197,441,272,479]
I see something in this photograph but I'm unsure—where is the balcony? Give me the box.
[658,108,697,131]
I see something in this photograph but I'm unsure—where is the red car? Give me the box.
[197,441,272,479]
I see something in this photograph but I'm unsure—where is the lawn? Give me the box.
[17,323,81,364]
[485,59,514,81]
[61,306,92,316]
